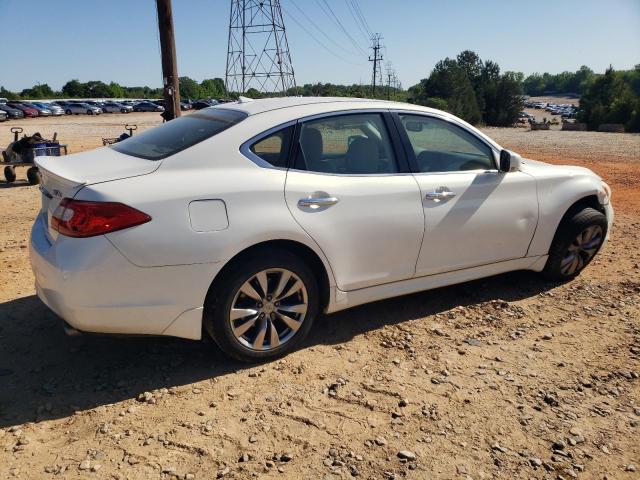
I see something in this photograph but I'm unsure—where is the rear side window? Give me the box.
[248,126,294,168]
[111,109,247,160]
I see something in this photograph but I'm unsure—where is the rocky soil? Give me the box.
[0,121,639,479]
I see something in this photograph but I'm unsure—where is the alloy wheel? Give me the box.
[229,268,308,351]
[560,225,603,276]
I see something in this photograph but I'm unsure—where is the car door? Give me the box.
[394,112,538,277]
[283,111,424,291]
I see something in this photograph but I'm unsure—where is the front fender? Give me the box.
[528,173,606,257]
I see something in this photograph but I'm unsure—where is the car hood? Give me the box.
[520,157,602,181]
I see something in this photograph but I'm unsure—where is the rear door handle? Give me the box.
[298,196,340,208]
[425,190,456,201]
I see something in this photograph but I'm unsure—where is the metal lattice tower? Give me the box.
[225,0,296,95]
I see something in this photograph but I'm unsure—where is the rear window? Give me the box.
[111,108,247,160]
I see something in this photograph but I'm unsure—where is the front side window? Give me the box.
[248,126,294,168]
[111,108,246,160]
[295,113,398,174]
[399,114,494,173]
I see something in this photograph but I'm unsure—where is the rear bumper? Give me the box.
[29,213,220,340]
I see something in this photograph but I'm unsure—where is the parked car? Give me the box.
[102,102,133,113]
[0,103,25,119]
[53,100,71,107]
[83,100,106,111]
[22,102,52,117]
[0,110,7,122]
[7,102,39,117]
[180,101,192,111]
[191,100,215,110]
[0,97,8,104]
[133,101,164,112]
[63,102,102,115]
[32,102,64,116]
[30,97,613,362]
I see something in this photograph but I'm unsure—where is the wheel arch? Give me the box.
[203,239,332,325]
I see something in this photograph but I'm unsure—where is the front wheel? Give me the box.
[543,207,607,281]
[26,167,40,185]
[204,249,319,362]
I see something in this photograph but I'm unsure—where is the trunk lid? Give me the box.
[36,147,161,241]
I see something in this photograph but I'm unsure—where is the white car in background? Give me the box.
[30,97,613,362]
[63,102,102,115]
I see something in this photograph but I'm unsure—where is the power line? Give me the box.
[283,7,364,66]
[289,0,360,57]
[314,0,368,57]
[351,0,372,37]
[344,0,369,44]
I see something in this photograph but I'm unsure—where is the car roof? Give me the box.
[218,96,440,117]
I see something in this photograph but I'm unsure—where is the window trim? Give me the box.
[239,120,296,170]
[390,110,500,174]
[288,109,410,176]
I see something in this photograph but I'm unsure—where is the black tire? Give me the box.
[65,109,71,115]
[204,248,319,362]
[121,108,126,113]
[26,167,40,185]
[4,166,16,183]
[543,207,607,281]
[87,110,93,115]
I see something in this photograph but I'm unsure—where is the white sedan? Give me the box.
[30,97,613,362]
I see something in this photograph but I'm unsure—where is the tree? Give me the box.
[200,78,226,99]
[578,66,640,132]
[20,83,54,99]
[0,86,19,100]
[411,57,482,124]
[62,79,85,97]
[178,76,201,99]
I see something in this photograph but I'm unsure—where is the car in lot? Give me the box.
[63,102,102,115]
[30,97,613,362]
[0,110,7,122]
[102,102,133,113]
[7,102,39,117]
[0,103,25,119]
[133,101,164,112]
[32,102,64,116]
[21,102,52,116]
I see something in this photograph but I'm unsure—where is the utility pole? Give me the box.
[385,61,393,100]
[156,0,181,120]
[368,33,383,98]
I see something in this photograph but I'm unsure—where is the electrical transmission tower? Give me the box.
[368,33,383,97]
[225,0,296,95]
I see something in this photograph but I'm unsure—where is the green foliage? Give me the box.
[523,66,595,95]
[61,79,85,97]
[20,83,53,99]
[578,66,640,132]
[409,51,522,126]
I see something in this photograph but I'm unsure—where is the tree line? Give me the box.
[2,53,638,131]
[0,77,227,102]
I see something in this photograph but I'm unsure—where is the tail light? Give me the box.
[51,198,151,238]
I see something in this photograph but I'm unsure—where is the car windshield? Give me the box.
[111,108,247,160]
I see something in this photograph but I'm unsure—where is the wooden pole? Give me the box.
[156,0,181,120]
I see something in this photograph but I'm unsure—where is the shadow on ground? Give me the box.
[0,270,556,428]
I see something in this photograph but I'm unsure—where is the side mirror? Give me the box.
[499,149,522,173]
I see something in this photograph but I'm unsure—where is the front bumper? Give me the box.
[29,213,219,340]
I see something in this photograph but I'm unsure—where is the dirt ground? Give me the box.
[1,115,639,480]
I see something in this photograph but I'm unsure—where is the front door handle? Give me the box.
[425,190,456,201]
[298,196,340,209]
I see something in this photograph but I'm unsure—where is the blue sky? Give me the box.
[1,0,638,92]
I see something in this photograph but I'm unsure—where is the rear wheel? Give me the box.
[87,110,93,115]
[543,207,607,281]
[204,249,319,362]
[3,166,16,183]
[65,109,71,115]
[26,167,40,185]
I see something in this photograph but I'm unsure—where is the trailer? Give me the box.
[1,127,68,185]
